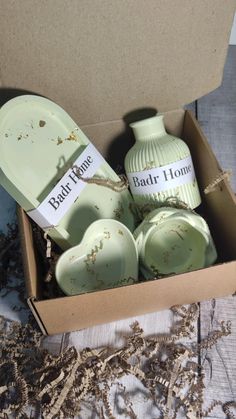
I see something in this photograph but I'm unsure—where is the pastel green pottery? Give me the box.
[125,115,201,209]
[133,207,217,278]
[0,95,135,249]
[55,219,139,295]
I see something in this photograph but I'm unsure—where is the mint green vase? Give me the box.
[125,115,201,209]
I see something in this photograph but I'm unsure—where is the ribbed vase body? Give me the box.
[125,116,201,209]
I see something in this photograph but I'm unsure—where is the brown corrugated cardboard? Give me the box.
[17,110,236,335]
[27,263,236,336]
[0,1,235,122]
[1,1,236,334]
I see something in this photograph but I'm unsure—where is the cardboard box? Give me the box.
[1,1,236,334]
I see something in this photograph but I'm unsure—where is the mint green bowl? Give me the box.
[134,207,217,278]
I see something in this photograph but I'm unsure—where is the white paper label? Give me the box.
[127,155,196,196]
[27,143,104,229]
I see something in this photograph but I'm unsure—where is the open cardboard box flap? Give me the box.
[0,1,235,124]
[1,1,236,334]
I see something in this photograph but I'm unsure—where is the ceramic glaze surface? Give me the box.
[0,95,135,249]
[55,219,139,295]
[125,115,201,209]
[134,207,217,278]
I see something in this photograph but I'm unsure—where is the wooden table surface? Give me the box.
[0,46,236,418]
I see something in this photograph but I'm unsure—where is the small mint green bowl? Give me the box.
[134,207,217,278]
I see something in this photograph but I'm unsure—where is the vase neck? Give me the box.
[130,115,166,142]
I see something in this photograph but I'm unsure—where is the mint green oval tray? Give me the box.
[0,95,135,249]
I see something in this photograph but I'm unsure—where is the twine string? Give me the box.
[73,165,129,192]
[204,170,232,195]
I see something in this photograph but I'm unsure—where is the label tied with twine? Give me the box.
[27,143,128,230]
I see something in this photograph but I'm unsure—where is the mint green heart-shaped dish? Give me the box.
[55,219,139,295]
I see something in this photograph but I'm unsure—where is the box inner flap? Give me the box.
[0,1,235,125]
[183,111,236,259]
[17,207,41,299]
